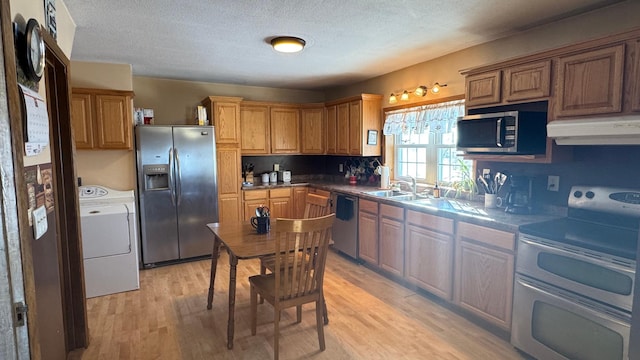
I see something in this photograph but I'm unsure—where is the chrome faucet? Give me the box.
[392,176,417,195]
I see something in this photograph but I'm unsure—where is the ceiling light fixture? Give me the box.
[271,36,306,53]
[389,83,448,103]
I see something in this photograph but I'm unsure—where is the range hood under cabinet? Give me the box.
[547,115,640,145]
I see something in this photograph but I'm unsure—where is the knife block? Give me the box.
[244,171,254,184]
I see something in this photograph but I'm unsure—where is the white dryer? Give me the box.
[79,185,140,298]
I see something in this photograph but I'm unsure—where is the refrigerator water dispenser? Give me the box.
[143,164,169,190]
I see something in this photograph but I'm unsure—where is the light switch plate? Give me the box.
[32,205,48,240]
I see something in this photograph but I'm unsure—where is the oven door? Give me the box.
[511,274,630,360]
[517,234,635,311]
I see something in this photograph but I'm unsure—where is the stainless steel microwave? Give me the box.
[456,111,547,154]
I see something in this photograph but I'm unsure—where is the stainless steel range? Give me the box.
[512,186,639,360]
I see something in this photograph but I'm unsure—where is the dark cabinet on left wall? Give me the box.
[71,88,134,150]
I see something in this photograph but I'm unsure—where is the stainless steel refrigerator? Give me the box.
[135,125,218,267]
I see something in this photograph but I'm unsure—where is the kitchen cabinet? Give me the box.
[454,222,515,331]
[240,105,270,154]
[202,96,242,144]
[465,70,501,108]
[217,147,243,223]
[326,94,383,156]
[326,105,337,154]
[242,187,292,220]
[379,204,404,277]
[300,107,325,154]
[243,189,268,221]
[71,88,134,150]
[405,210,454,300]
[556,44,624,117]
[358,198,379,265]
[336,103,350,154]
[270,107,300,153]
[202,96,243,223]
[268,188,292,219]
[503,60,551,102]
[292,187,308,218]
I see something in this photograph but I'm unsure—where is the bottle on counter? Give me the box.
[433,183,440,198]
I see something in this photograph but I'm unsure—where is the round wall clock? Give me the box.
[20,19,45,82]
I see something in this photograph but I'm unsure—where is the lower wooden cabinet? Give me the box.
[358,199,379,264]
[292,187,308,218]
[269,188,292,219]
[454,222,515,331]
[217,147,242,223]
[404,210,454,300]
[378,204,404,277]
[242,188,292,221]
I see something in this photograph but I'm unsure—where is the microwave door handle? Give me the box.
[496,118,503,147]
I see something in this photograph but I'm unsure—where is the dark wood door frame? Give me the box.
[43,32,88,350]
[1,0,41,357]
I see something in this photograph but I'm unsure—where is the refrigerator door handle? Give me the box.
[168,147,176,206]
[175,148,182,206]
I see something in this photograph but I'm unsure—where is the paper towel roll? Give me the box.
[378,166,390,189]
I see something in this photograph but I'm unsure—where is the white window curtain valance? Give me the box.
[383,99,465,136]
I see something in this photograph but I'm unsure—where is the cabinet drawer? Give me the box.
[359,199,378,214]
[380,204,404,221]
[243,190,268,201]
[406,210,453,234]
[269,187,292,198]
[457,222,515,252]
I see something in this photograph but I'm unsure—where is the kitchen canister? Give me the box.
[262,173,270,184]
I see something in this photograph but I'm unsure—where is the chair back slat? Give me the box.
[303,193,331,218]
[273,214,335,302]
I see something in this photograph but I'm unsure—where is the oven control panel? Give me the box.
[569,186,640,216]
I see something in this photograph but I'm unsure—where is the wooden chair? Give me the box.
[249,214,335,360]
[259,193,331,322]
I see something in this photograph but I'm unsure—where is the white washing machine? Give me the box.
[79,185,140,298]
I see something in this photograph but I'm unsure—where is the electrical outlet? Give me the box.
[339,164,343,172]
[547,175,560,192]
[273,163,279,171]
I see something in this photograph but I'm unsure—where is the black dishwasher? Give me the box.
[331,193,358,259]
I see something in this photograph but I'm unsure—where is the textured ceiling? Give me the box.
[64,0,623,90]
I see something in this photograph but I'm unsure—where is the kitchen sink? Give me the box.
[362,190,428,201]
[362,190,410,198]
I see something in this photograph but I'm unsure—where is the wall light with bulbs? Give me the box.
[388,83,447,104]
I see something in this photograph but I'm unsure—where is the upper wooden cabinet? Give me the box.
[326,94,382,157]
[240,105,270,154]
[504,60,551,102]
[556,45,624,117]
[270,107,300,153]
[465,70,502,107]
[71,88,134,150]
[326,105,337,154]
[300,107,325,154]
[201,96,243,144]
[336,103,350,154]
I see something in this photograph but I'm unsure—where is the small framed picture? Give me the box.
[367,130,378,145]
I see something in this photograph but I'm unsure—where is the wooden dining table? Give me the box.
[207,219,332,349]
[206,220,285,349]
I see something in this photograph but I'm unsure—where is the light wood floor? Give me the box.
[69,249,526,359]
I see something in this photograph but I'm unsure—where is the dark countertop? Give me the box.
[242,181,563,233]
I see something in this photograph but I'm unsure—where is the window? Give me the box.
[384,99,472,187]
